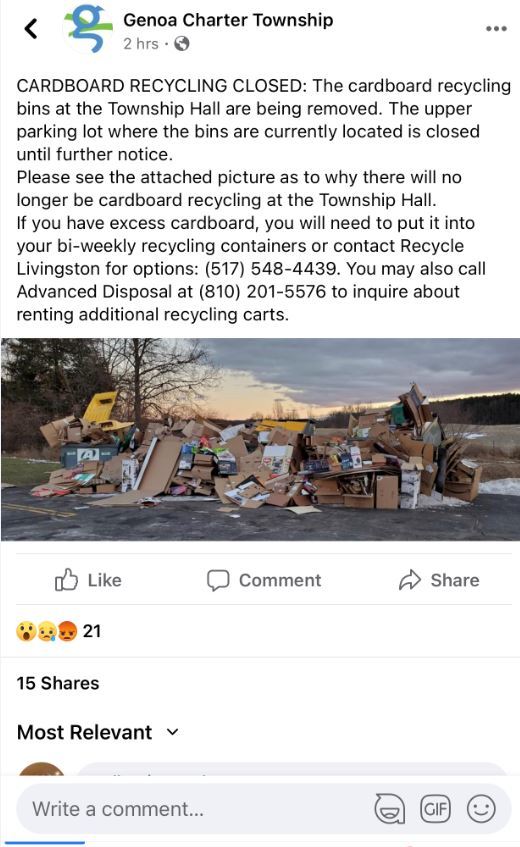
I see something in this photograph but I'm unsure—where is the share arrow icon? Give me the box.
[399,569,422,590]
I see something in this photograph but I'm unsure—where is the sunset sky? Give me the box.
[199,339,520,418]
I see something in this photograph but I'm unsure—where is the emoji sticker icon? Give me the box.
[38,622,57,642]
[17,621,36,642]
[58,621,78,642]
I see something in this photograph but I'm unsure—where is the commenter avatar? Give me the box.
[20,762,64,776]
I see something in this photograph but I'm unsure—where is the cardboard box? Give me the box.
[368,423,389,439]
[313,479,340,495]
[316,493,344,505]
[182,420,204,439]
[194,453,214,466]
[224,435,248,458]
[95,483,117,493]
[189,465,214,482]
[40,416,75,448]
[66,424,84,444]
[101,454,124,485]
[421,462,438,496]
[444,465,482,502]
[261,445,293,476]
[224,477,270,509]
[343,494,375,509]
[266,491,293,507]
[358,413,380,428]
[371,454,387,466]
[375,475,399,509]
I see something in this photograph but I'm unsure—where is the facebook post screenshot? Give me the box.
[1,0,519,844]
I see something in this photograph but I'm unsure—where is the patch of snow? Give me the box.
[462,433,486,440]
[480,478,520,496]
[418,494,470,509]
[8,457,60,464]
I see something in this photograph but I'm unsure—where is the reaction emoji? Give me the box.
[467,794,496,823]
[38,621,57,642]
[17,621,36,642]
[58,621,78,642]
[20,762,63,776]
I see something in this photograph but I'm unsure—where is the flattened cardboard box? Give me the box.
[224,478,270,509]
[375,475,398,510]
[421,463,438,496]
[40,416,75,448]
[137,437,182,495]
[224,435,248,459]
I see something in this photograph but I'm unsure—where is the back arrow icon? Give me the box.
[25,18,37,39]
[399,569,422,590]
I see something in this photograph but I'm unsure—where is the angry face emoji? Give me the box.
[38,621,57,642]
[58,621,78,642]
[17,621,36,642]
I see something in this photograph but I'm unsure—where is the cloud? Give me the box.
[203,339,520,407]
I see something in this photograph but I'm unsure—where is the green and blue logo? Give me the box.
[64,5,113,53]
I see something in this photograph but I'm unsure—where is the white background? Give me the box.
[1,0,519,336]
[1,1,520,843]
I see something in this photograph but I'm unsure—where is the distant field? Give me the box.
[445,424,520,480]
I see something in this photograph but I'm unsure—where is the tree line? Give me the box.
[1,338,219,452]
[318,393,520,428]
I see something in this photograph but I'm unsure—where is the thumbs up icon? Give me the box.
[55,568,79,592]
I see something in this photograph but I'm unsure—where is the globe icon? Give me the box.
[174,35,190,51]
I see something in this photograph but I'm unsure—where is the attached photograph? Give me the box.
[1,337,519,541]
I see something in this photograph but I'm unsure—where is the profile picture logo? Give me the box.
[64,5,113,53]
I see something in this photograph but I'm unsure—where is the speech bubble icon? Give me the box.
[207,569,230,592]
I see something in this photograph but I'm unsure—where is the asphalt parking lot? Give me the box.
[2,487,519,541]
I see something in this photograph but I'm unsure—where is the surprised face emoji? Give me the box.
[17,621,36,642]
[58,621,78,642]
[38,621,57,642]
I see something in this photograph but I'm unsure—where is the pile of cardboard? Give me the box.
[39,392,135,450]
[33,384,482,509]
[31,461,116,498]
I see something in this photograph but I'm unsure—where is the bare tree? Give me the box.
[272,399,285,420]
[95,339,220,426]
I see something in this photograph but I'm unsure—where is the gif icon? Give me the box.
[420,794,451,823]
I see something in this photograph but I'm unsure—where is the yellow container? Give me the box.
[257,419,309,433]
[83,391,118,423]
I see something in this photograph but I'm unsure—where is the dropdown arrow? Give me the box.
[167,728,179,736]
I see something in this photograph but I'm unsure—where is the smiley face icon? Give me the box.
[17,621,36,642]
[58,621,78,642]
[467,794,496,823]
[38,621,57,642]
